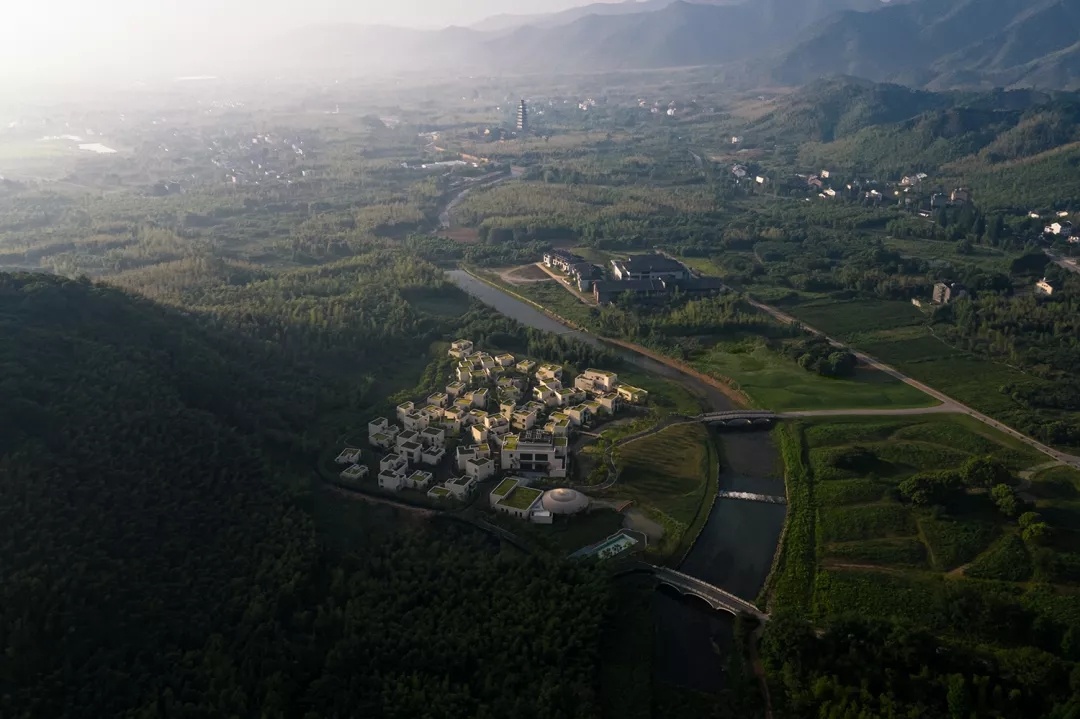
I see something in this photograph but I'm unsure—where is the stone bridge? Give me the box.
[649,565,768,620]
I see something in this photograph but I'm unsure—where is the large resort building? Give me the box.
[343,340,647,520]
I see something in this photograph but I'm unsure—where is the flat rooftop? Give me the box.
[498,486,543,511]
[493,477,518,496]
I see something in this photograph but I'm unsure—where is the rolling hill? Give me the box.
[772,0,1080,90]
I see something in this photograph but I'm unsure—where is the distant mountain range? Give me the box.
[269,0,1080,91]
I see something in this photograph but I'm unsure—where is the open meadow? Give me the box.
[769,414,1080,656]
[691,341,933,411]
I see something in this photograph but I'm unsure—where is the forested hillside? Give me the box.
[0,272,610,718]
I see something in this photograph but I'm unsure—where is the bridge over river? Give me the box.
[650,566,769,620]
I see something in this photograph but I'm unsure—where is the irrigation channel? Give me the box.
[446,270,786,695]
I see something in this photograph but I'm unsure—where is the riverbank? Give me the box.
[460,265,752,408]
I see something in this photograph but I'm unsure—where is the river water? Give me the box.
[445,270,786,693]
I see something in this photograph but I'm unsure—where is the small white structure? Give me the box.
[536,364,562,382]
[446,381,467,399]
[421,445,446,466]
[501,430,568,478]
[340,464,369,482]
[395,429,420,451]
[456,444,490,471]
[335,447,362,465]
[616,385,649,404]
[399,440,422,464]
[404,470,434,490]
[427,392,448,408]
[466,456,496,481]
[403,410,429,432]
[446,475,477,499]
[1045,221,1074,237]
[380,453,408,474]
[420,426,445,448]
[1036,277,1058,296]
[516,359,536,374]
[449,339,474,358]
[495,353,515,367]
[396,402,414,423]
[427,485,453,500]
[379,469,405,492]
[541,488,590,515]
[576,369,618,393]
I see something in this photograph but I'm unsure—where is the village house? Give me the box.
[489,477,545,520]
[419,426,445,448]
[932,282,966,305]
[335,447,362,465]
[404,470,434,491]
[536,363,563,382]
[339,464,369,482]
[449,339,474,359]
[495,353,516,367]
[446,381,466,399]
[1045,221,1074,237]
[399,440,422,464]
[576,368,618,393]
[512,406,540,431]
[565,404,593,426]
[445,475,477,499]
[427,485,453,500]
[395,429,420,450]
[616,385,649,404]
[380,453,408,475]
[544,412,572,437]
[396,401,414,423]
[596,393,620,414]
[379,469,405,491]
[456,444,491,471]
[427,392,448,408]
[421,444,446,465]
[465,456,496,481]
[1036,277,1059,296]
[516,359,536,374]
[500,430,569,478]
[402,410,429,432]
[543,248,584,273]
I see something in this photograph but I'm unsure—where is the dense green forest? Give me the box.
[0,272,614,718]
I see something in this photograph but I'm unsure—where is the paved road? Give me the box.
[782,405,960,418]
[744,294,1080,468]
[1044,248,1080,276]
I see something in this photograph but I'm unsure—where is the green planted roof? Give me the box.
[498,486,543,511]
[493,478,518,496]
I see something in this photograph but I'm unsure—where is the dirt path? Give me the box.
[533,262,599,305]
[744,294,1080,468]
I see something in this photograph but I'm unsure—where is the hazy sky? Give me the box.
[0,0,624,84]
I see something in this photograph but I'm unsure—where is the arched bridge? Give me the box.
[650,566,769,620]
[696,410,778,427]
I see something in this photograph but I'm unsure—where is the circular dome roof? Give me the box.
[541,488,590,515]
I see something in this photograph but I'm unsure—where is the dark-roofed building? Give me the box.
[610,254,689,281]
[543,249,584,273]
[593,276,725,304]
[568,262,604,291]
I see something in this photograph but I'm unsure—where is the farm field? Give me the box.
[608,423,718,558]
[769,414,1080,649]
[777,297,926,340]
[691,342,934,411]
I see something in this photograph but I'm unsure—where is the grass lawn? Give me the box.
[618,368,706,417]
[769,416,1063,625]
[691,343,933,411]
[607,423,717,559]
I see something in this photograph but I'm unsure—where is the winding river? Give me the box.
[446,270,786,694]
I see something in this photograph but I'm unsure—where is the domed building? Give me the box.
[540,488,590,515]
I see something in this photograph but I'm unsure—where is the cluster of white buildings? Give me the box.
[345,340,649,501]
[488,477,591,524]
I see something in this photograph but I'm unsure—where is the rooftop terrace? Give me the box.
[498,486,543,511]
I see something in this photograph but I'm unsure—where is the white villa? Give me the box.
[449,339,474,358]
[445,475,477,499]
[500,430,568,478]
[575,368,618,393]
[339,464,369,482]
[335,447,362,464]
[489,476,546,521]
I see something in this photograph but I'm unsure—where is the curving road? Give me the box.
[744,294,1080,468]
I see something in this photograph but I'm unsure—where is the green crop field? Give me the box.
[691,343,933,411]
[768,415,1077,637]
[783,298,926,339]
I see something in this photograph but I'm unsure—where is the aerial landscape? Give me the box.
[4,0,1080,716]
